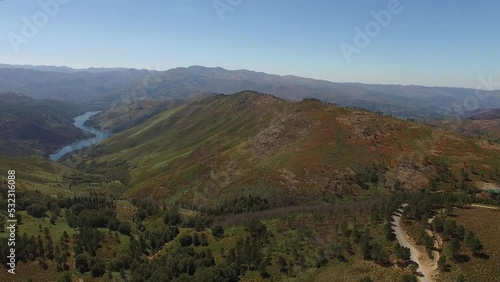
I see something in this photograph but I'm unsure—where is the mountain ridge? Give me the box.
[468,109,500,120]
[65,91,500,207]
[2,63,500,118]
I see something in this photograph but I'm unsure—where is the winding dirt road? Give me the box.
[392,204,438,282]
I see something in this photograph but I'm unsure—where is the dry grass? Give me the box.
[115,200,137,222]
[0,261,60,282]
[438,207,500,282]
[313,256,406,282]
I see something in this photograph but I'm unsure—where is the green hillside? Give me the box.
[1,91,499,282]
[85,99,188,133]
[66,91,500,207]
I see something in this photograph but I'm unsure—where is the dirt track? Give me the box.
[392,205,439,282]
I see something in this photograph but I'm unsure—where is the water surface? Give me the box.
[50,111,109,161]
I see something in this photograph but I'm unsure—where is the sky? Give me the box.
[0,0,499,88]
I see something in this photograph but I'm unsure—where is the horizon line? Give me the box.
[1,62,498,91]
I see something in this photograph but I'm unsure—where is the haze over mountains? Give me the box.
[2,0,500,280]
[1,64,500,119]
[468,109,500,120]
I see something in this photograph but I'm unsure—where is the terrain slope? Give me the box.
[0,93,88,156]
[67,92,500,206]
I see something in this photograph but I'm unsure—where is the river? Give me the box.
[50,111,110,161]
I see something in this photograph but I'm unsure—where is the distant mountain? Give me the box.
[67,91,500,207]
[468,109,500,120]
[0,67,149,105]
[2,64,500,118]
[426,118,500,143]
[0,63,129,74]
[81,66,500,118]
[0,93,87,156]
[426,108,500,143]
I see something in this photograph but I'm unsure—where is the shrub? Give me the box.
[26,203,47,218]
[91,261,106,277]
[212,225,224,238]
[118,222,132,235]
[179,235,193,247]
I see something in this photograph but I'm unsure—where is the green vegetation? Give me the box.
[62,92,500,210]
[0,93,86,156]
[0,92,499,281]
[85,99,187,132]
[399,192,500,281]
[6,187,494,281]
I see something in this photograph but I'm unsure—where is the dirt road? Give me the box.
[392,204,439,282]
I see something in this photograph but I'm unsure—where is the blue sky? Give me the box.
[0,0,499,88]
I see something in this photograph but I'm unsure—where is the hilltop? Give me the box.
[67,91,500,207]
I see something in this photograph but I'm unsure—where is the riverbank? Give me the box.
[50,111,110,161]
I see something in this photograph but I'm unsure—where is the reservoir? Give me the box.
[50,111,110,161]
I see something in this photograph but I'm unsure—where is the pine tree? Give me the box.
[193,233,200,246]
[448,238,460,260]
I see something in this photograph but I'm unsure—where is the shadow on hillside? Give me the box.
[454,254,470,263]
[475,252,490,260]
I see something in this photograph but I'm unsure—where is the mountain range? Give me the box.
[1,64,500,119]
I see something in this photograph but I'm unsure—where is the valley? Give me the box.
[0,93,89,157]
[50,112,110,161]
[0,90,499,282]
[2,2,499,280]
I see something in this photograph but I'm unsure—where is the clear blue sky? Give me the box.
[0,0,499,88]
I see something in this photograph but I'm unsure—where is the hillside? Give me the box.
[426,109,500,143]
[0,93,88,156]
[1,91,499,282]
[426,119,500,143]
[85,99,189,133]
[468,109,500,120]
[67,91,500,207]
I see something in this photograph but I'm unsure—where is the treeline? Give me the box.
[403,192,474,221]
[0,190,132,278]
[353,164,388,190]
[2,185,495,282]
[59,191,127,234]
[0,228,71,272]
[431,217,484,263]
[399,191,487,272]
[205,195,275,216]
[127,220,269,281]
[75,160,131,185]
